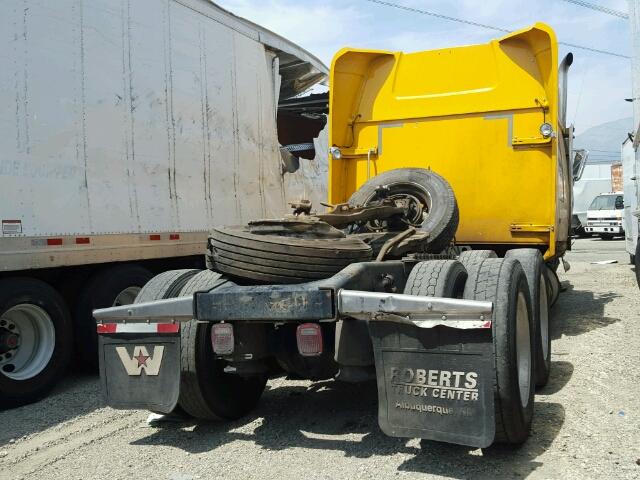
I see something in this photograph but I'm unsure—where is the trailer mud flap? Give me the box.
[368,322,495,448]
[99,334,180,414]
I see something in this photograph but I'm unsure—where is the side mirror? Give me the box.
[615,197,624,209]
[572,149,589,182]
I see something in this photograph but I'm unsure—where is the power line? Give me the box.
[362,0,509,33]
[559,41,630,59]
[362,0,630,59]
[558,0,628,19]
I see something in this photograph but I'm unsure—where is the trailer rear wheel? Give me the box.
[348,168,459,253]
[177,270,267,420]
[0,278,72,409]
[505,249,550,388]
[404,260,467,298]
[75,264,153,369]
[464,258,534,444]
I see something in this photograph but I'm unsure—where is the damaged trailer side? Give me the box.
[0,0,329,408]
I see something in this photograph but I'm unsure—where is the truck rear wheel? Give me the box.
[505,249,550,388]
[348,168,459,253]
[177,270,267,420]
[135,269,200,303]
[458,250,497,267]
[464,258,534,444]
[404,260,467,298]
[0,278,72,409]
[458,250,497,296]
[128,269,200,419]
[543,266,560,307]
[75,264,153,369]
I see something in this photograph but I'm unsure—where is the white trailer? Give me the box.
[628,0,640,282]
[0,0,329,407]
[622,137,638,260]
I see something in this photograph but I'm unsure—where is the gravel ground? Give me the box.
[1,238,639,480]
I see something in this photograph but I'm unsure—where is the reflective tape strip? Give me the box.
[97,323,180,334]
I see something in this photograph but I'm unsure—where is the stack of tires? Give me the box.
[208,168,461,284]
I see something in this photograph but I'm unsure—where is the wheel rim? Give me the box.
[0,304,56,380]
[112,286,142,306]
[516,291,532,407]
[539,275,550,360]
[363,181,432,231]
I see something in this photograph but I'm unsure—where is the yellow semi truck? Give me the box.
[94,24,586,448]
[329,22,580,261]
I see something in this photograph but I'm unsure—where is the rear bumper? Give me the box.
[585,225,623,234]
[94,288,492,330]
[94,262,492,330]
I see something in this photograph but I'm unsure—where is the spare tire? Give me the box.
[210,225,372,284]
[348,168,459,253]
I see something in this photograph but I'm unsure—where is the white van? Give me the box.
[585,193,625,239]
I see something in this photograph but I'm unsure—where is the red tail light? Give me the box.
[296,323,323,357]
[211,323,234,355]
[96,323,117,334]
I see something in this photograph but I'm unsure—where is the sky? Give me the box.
[216,0,633,134]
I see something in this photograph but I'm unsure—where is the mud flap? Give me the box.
[99,334,180,414]
[368,322,495,448]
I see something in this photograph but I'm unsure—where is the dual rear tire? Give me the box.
[136,269,267,421]
[463,258,535,444]
[405,256,537,445]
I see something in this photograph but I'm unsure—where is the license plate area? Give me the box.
[99,334,180,414]
[369,322,495,448]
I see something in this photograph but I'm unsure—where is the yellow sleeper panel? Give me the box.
[328,23,561,258]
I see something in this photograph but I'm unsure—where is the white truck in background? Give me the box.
[584,192,625,239]
[0,0,328,408]
[572,163,614,236]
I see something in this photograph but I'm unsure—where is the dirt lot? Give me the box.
[1,238,639,480]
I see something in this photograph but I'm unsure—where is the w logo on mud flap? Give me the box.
[115,346,164,376]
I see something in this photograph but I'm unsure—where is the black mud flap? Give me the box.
[99,334,180,414]
[368,322,495,448]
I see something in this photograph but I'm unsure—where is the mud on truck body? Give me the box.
[95,24,587,448]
